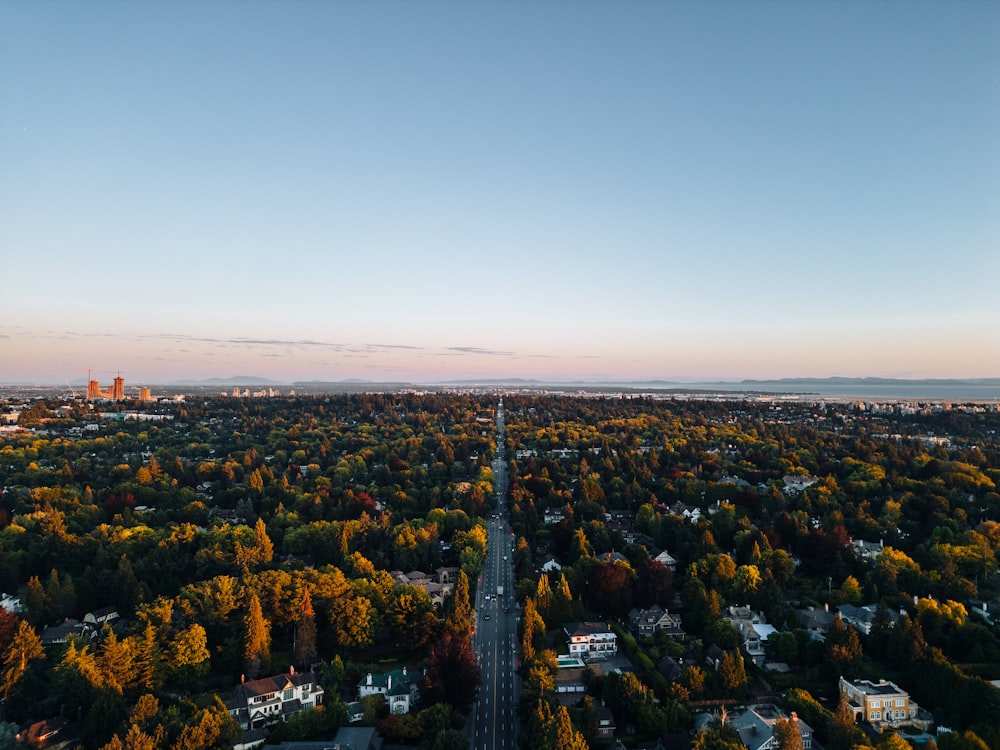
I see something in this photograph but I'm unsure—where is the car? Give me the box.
[484,614,491,621]
[503,607,509,614]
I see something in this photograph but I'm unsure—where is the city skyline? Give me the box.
[2,2,998,385]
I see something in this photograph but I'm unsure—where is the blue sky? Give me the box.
[2,1,998,384]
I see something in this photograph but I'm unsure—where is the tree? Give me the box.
[167,624,211,684]
[294,589,318,668]
[553,704,589,750]
[333,595,375,648]
[718,649,747,694]
[825,615,863,677]
[772,716,803,750]
[521,597,545,664]
[443,570,475,643]
[243,590,271,679]
[422,632,480,712]
[0,620,44,701]
[691,726,745,750]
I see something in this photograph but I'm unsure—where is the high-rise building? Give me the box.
[138,386,152,402]
[85,369,127,401]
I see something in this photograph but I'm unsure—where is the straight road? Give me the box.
[470,398,519,750]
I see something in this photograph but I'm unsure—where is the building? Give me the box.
[226,668,325,733]
[357,668,420,714]
[725,606,775,666]
[728,704,814,750]
[564,622,618,660]
[837,604,882,635]
[839,677,931,733]
[86,370,126,401]
[628,605,684,639]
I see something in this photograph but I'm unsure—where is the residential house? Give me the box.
[725,607,775,666]
[597,551,629,564]
[564,622,618,660]
[652,549,678,572]
[226,668,325,733]
[358,668,420,714]
[782,475,819,494]
[837,604,881,635]
[852,538,884,561]
[391,570,455,609]
[539,555,563,574]
[40,619,88,646]
[594,704,616,738]
[839,677,931,733]
[554,662,603,700]
[83,606,120,630]
[796,605,834,638]
[543,508,567,525]
[728,704,814,750]
[628,605,685,639]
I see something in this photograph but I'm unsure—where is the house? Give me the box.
[796,605,834,637]
[0,593,22,613]
[543,508,567,524]
[782,475,819,494]
[358,668,420,714]
[739,621,777,666]
[391,570,455,608]
[837,604,881,635]
[628,605,684,639]
[564,622,617,660]
[594,704,616,738]
[839,677,931,733]
[539,556,563,574]
[597,551,629,564]
[226,668,325,732]
[852,538,884,561]
[83,606,120,629]
[40,619,88,646]
[652,549,678,572]
[728,704,814,750]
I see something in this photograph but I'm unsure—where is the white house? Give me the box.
[564,622,617,660]
[226,668,325,732]
[358,667,420,714]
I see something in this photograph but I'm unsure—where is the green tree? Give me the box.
[167,624,211,684]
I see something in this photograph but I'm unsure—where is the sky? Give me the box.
[2,1,998,385]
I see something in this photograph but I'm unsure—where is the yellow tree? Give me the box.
[243,591,271,679]
[1,620,44,700]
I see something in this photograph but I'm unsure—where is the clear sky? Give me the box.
[2,1,998,384]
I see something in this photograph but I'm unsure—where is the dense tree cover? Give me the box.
[2,391,999,747]
[501,394,1000,747]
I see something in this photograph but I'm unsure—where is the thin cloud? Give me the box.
[446,347,515,356]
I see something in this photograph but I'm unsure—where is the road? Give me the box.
[470,398,519,750]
